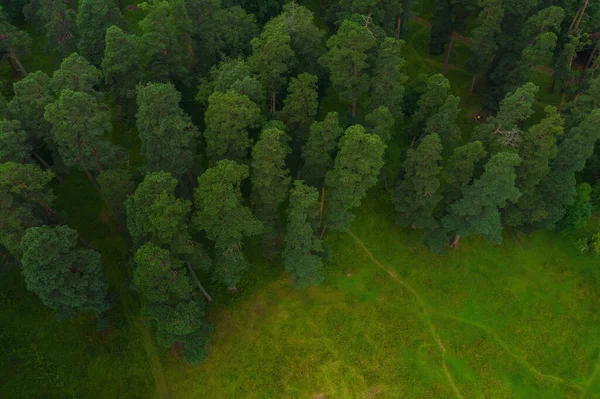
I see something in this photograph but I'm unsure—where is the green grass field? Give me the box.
[1,10,599,399]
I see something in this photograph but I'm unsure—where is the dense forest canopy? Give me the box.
[1,0,599,393]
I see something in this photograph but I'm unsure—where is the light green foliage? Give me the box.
[203,90,261,165]
[505,106,563,228]
[557,183,592,231]
[411,74,450,127]
[0,162,54,256]
[423,95,462,149]
[136,82,199,177]
[324,125,386,231]
[442,141,487,204]
[0,5,31,75]
[475,82,539,151]
[394,134,443,230]
[126,171,190,247]
[138,0,193,85]
[467,0,503,75]
[194,160,262,288]
[565,76,600,128]
[370,37,407,119]
[133,242,192,303]
[44,89,119,173]
[98,168,135,221]
[249,20,294,112]
[283,180,324,288]
[20,225,109,319]
[319,20,377,116]
[38,0,76,56]
[250,127,291,246]
[282,73,319,128]
[301,112,344,188]
[8,71,54,141]
[102,26,144,118]
[269,2,325,76]
[536,110,600,230]
[365,106,395,144]
[443,152,522,244]
[76,0,123,65]
[0,120,31,163]
[578,230,600,255]
[51,52,103,95]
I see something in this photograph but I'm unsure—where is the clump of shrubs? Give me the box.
[577,231,600,255]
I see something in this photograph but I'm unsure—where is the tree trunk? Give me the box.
[117,0,122,10]
[396,15,401,39]
[569,8,581,34]
[79,238,94,249]
[186,169,195,187]
[381,169,390,193]
[442,31,455,76]
[450,234,461,248]
[558,92,566,111]
[318,185,325,227]
[32,151,65,184]
[574,0,589,33]
[70,0,77,10]
[585,46,598,69]
[6,57,18,74]
[466,73,477,105]
[319,223,327,239]
[9,51,27,77]
[351,99,357,118]
[270,90,276,113]
[96,161,104,174]
[550,78,557,92]
[82,165,101,192]
[186,263,213,303]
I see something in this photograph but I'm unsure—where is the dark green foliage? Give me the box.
[0,120,31,163]
[136,83,199,177]
[443,152,522,244]
[564,76,600,128]
[319,20,377,117]
[0,162,54,256]
[324,125,386,231]
[51,52,103,95]
[0,93,7,119]
[301,112,344,188]
[365,106,395,144]
[194,160,262,288]
[20,225,109,319]
[442,141,487,204]
[38,0,76,57]
[98,168,135,222]
[102,25,144,118]
[429,0,452,55]
[467,0,503,76]
[283,181,324,288]
[394,134,443,230]
[411,74,450,129]
[557,183,592,231]
[370,37,407,119]
[203,90,261,165]
[8,71,54,141]
[76,0,123,66]
[249,19,294,112]
[423,95,462,149]
[0,5,31,77]
[282,72,319,130]
[250,127,291,250]
[44,89,120,174]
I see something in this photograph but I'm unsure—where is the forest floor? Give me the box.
[0,12,598,399]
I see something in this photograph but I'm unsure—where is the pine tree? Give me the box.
[250,127,291,251]
[0,5,31,77]
[283,180,325,287]
[203,90,261,165]
[193,160,262,289]
[319,20,377,117]
[0,120,31,163]
[76,0,123,66]
[8,71,54,141]
[423,95,462,149]
[21,225,109,319]
[102,25,144,119]
[44,89,121,189]
[394,134,443,230]
[411,74,450,133]
[443,152,522,247]
[136,82,199,178]
[51,52,103,95]
[282,72,319,132]
[249,20,294,113]
[98,168,134,222]
[38,0,76,57]
[441,141,487,204]
[324,125,386,232]
[557,182,593,231]
[564,75,600,128]
[370,37,407,119]
[301,112,344,188]
[365,106,395,144]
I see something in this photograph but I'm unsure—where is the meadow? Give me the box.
[0,11,598,399]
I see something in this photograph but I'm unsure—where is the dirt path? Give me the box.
[347,230,585,396]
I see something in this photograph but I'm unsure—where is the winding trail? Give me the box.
[347,230,587,396]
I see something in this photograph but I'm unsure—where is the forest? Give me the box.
[0,0,599,397]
